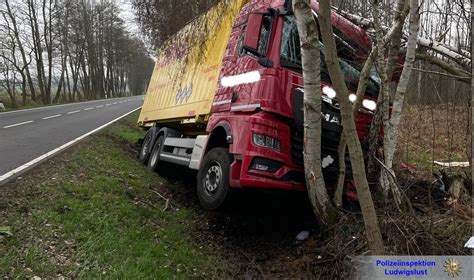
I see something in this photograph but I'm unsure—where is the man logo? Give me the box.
[321,113,340,125]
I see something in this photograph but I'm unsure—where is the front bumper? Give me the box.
[224,111,306,191]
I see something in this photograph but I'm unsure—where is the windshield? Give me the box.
[280,15,380,98]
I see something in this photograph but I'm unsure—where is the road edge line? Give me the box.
[0,96,143,116]
[0,107,142,186]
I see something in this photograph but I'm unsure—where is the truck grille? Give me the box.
[291,128,304,165]
[290,122,344,167]
[291,88,349,180]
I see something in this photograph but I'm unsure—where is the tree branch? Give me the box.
[415,53,471,84]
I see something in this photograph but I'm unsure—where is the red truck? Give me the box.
[138,0,380,209]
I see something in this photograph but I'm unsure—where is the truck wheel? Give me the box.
[139,128,156,164]
[147,135,164,171]
[197,148,232,210]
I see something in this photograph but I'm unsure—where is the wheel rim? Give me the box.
[204,161,222,196]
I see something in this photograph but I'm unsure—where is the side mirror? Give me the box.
[243,13,264,53]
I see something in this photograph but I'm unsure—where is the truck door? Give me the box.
[213,13,276,113]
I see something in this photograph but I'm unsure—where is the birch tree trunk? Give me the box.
[334,1,409,207]
[293,0,337,225]
[371,0,392,202]
[318,0,384,254]
[372,0,406,209]
[383,0,420,185]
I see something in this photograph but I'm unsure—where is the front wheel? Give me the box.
[197,148,232,210]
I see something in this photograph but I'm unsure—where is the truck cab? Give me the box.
[139,0,380,210]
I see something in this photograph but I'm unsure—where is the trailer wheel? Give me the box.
[139,128,156,164]
[147,135,165,171]
[197,148,232,210]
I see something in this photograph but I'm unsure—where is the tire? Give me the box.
[197,148,232,210]
[147,135,165,171]
[139,128,156,164]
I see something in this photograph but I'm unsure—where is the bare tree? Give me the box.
[3,0,36,103]
[318,0,384,254]
[0,0,153,107]
[293,0,337,225]
[382,0,420,196]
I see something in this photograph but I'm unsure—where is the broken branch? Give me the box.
[150,189,172,211]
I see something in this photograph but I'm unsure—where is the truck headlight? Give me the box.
[322,86,336,99]
[349,94,357,102]
[252,133,281,152]
[362,99,377,111]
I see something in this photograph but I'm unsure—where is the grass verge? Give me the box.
[0,112,228,278]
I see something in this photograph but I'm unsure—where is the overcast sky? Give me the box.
[117,0,140,34]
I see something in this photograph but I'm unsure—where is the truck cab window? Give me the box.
[280,15,302,68]
[280,15,367,76]
[258,15,273,55]
[238,15,273,57]
[333,28,362,71]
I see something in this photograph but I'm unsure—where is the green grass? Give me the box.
[0,113,227,278]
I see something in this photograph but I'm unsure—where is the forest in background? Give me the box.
[0,0,154,108]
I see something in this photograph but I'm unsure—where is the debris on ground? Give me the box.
[296,231,310,242]
[434,161,470,167]
[464,237,474,248]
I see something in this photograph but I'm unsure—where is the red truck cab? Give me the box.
[200,0,379,207]
[140,0,381,210]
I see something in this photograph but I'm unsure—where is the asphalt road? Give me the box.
[0,96,144,182]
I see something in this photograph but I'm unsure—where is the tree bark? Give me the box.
[293,0,338,225]
[383,0,420,188]
[27,0,47,104]
[372,0,406,208]
[335,1,409,206]
[318,0,384,254]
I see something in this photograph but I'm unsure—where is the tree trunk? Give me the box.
[369,0,407,209]
[4,0,37,102]
[293,0,338,225]
[366,0,409,182]
[382,0,420,188]
[28,0,47,104]
[318,0,384,254]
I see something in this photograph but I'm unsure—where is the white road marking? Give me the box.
[105,104,111,106]
[84,107,94,111]
[42,114,62,120]
[67,110,81,115]
[0,96,143,115]
[0,107,142,185]
[96,105,104,108]
[113,102,118,105]
[3,120,34,128]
